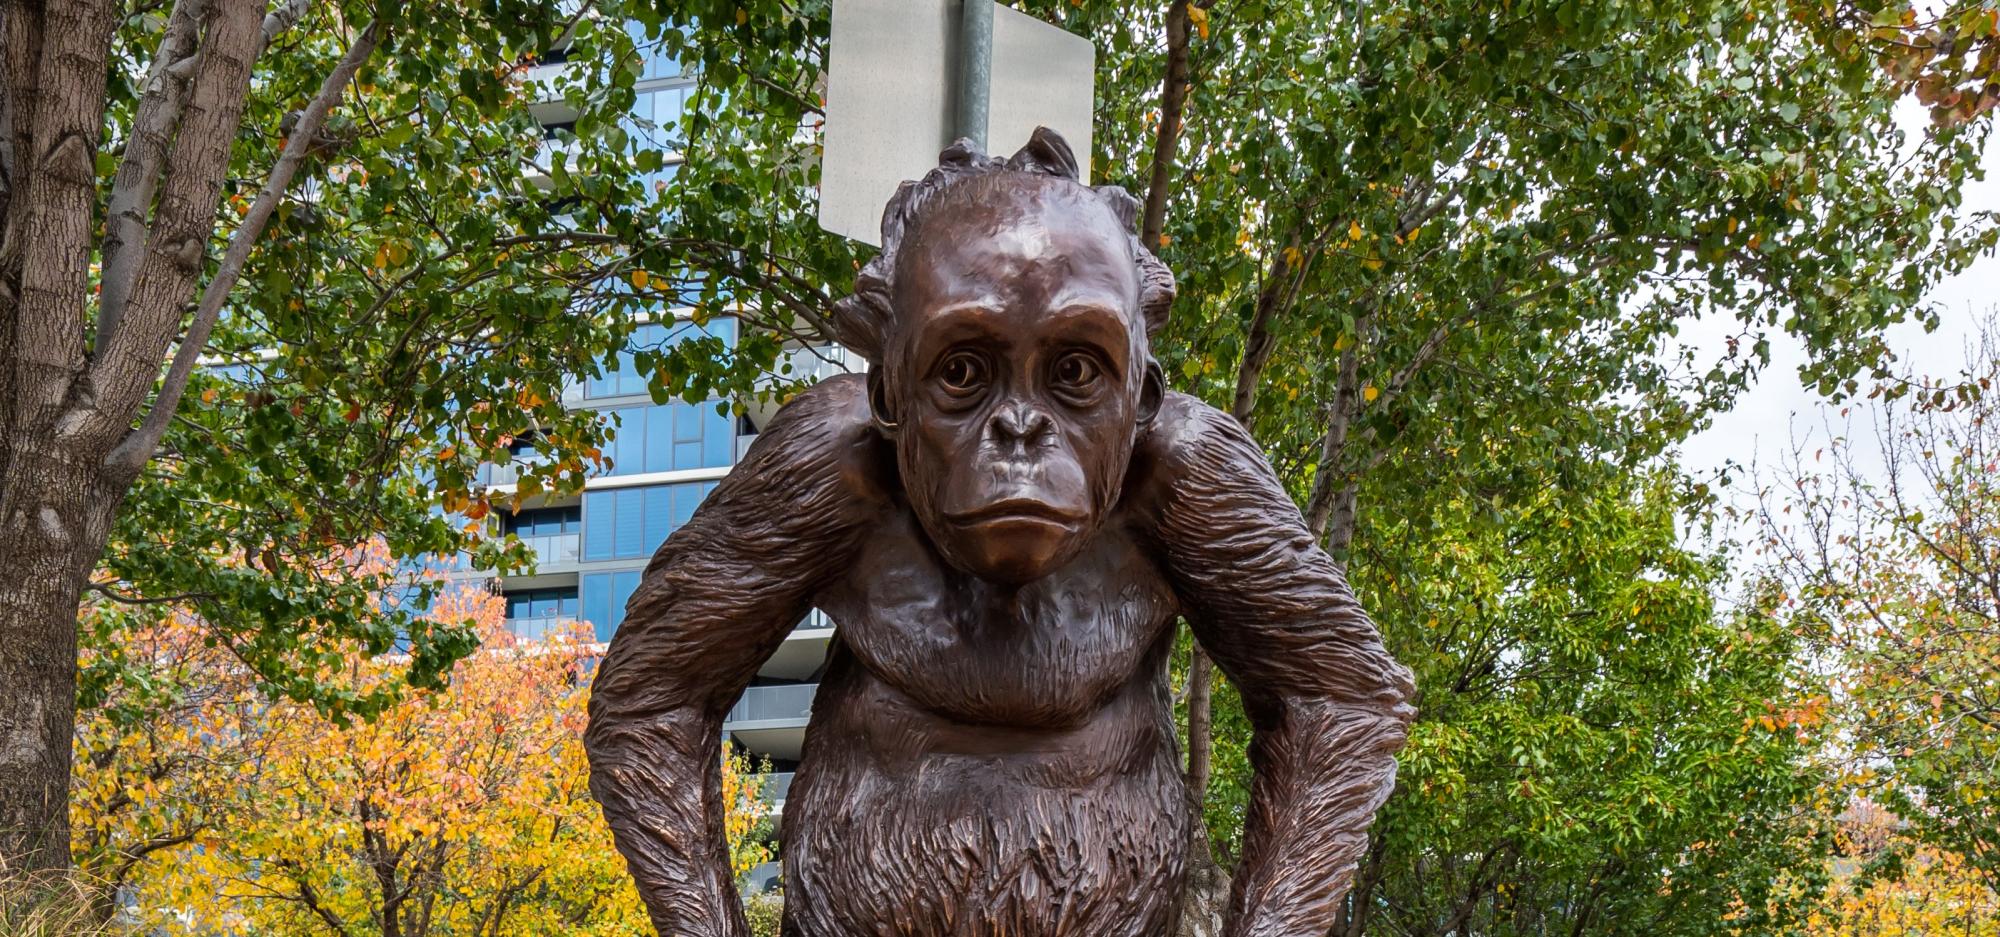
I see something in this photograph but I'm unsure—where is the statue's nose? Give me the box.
[989,400,1054,450]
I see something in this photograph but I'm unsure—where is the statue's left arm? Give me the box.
[1130,392,1416,937]
[584,375,884,936]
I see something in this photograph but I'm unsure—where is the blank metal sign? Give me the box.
[819,0,1094,246]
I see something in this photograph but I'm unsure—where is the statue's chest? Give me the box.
[820,516,1178,728]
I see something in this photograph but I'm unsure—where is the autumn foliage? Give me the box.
[1808,801,2000,936]
[69,569,770,934]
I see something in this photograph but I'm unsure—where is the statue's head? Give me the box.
[832,128,1176,585]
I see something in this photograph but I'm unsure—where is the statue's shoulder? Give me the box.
[766,371,873,432]
[748,372,895,508]
[1126,391,1269,519]
[1136,392,1244,468]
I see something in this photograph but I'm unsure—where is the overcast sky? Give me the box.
[1673,108,1998,500]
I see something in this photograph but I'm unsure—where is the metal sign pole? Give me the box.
[819,0,1092,244]
[955,0,992,149]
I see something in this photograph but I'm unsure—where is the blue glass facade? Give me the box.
[582,570,645,641]
[586,318,737,398]
[598,400,734,475]
[580,480,718,562]
[507,587,580,621]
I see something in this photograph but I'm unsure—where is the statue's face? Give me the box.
[882,173,1154,585]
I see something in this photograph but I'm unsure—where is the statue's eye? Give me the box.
[1051,352,1102,390]
[937,352,988,395]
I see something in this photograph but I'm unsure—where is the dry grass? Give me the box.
[0,856,114,937]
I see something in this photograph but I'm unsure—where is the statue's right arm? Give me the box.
[583,373,885,937]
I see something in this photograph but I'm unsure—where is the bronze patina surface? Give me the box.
[584,128,1415,937]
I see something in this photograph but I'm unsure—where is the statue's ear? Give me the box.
[867,366,901,436]
[1009,126,1080,180]
[832,267,892,365]
[1136,359,1165,428]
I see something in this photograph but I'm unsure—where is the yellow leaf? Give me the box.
[1362,385,1380,403]
[734,7,747,25]
[631,269,650,290]
[1348,220,1364,241]
[1187,5,1210,40]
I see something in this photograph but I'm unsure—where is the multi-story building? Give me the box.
[461,23,854,892]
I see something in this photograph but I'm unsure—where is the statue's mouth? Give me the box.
[945,498,1085,529]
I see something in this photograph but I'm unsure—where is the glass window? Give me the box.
[703,407,734,467]
[612,489,644,558]
[505,505,580,537]
[505,587,578,620]
[587,318,735,399]
[583,490,615,561]
[582,570,644,640]
[594,400,736,476]
[578,480,717,562]
[626,21,682,82]
[642,486,672,554]
[632,86,688,150]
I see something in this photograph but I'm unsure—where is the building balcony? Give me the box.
[506,616,578,641]
[514,532,580,571]
[530,135,583,177]
[726,684,814,763]
[757,771,795,807]
[479,455,551,489]
[746,860,782,894]
[726,684,815,729]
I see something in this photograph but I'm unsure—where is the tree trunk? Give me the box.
[1175,837,1229,937]
[1177,648,1222,935]
[1140,0,1193,252]
[0,441,122,870]
[0,0,372,872]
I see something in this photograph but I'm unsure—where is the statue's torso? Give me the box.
[779,508,1193,936]
[822,509,1177,729]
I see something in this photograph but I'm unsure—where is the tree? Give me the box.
[1046,0,1991,927]
[72,569,774,934]
[1797,2,2000,127]
[1761,310,2000,891]
[1809,799,2000,936]
[1360,469,1832,934]
[0,0,538,868]
[0,0,825,870]
[67,598,269,924]
[638,0,1998,929]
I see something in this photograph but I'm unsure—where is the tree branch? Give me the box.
[97,0,209,351]
[1139,0,1192,251]
[83,0,265,441]
[106,18,383,477]
[260,0,310,45]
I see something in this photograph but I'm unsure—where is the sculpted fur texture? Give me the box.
[584,129,1415,937]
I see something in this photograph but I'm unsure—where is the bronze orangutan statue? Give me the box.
[584,128,1415,937]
